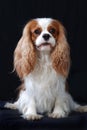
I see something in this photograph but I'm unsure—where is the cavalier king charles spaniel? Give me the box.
[5,18,87,120]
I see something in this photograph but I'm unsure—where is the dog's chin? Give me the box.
[36,43,53,51]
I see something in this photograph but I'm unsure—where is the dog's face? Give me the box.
[29,18,59,52]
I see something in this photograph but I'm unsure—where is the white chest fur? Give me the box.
[24,54,66,114]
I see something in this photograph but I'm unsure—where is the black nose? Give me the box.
[43,34,50,41]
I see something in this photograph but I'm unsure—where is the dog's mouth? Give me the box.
[36,42,52,49]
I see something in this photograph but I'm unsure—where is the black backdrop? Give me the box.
[0,0,87,103]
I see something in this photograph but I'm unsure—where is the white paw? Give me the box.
[48,110,67,118]
[76,105,87,112]
[4,102,17,109]
[23,114,43,120]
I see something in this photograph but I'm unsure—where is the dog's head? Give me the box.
[14,18,70,78]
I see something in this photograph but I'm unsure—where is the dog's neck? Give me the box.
[37,51,51,64]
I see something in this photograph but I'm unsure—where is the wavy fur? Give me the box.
[51,21,70,77]
[14,21,36,78]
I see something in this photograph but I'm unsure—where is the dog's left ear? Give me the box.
[14,21,36,79]
[51,22,70,77]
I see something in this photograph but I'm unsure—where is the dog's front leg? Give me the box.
[48,98,69,118]
[20,97,43,120]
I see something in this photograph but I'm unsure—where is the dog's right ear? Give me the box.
[14,21,36,79]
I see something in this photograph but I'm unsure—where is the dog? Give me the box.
[5,18,87,120]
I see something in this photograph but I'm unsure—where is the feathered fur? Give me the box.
[14,21,36,78]
[51,21,70,77]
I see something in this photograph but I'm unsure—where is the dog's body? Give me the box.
[5,18,87,120]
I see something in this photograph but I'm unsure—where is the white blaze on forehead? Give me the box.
[36,18,52,30]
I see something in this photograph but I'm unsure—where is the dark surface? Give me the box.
[0,101,87,130]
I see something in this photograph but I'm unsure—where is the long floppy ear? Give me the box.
[51,22,70,78]
[14,22,36,78]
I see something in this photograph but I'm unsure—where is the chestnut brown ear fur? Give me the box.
[14,21,36,78]
[51,22,70,77]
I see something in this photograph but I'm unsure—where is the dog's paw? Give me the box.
[75,105,87,112]
[4,102,17,109]
[23,114,43,120]
[48,110,67,118]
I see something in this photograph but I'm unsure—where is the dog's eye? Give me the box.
[49,28,56,34]
[34,29,41,35]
